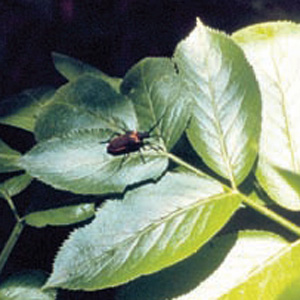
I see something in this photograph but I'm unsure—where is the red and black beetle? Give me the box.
[107,130,151,156]
[105,112,165,160]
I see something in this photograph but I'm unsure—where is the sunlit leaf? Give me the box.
[117,231,290,300]
[174,19,261,186]
[233,22,300,210]
[0,270,57,300]
[0,139,22,173]
[52,52,122,91]
[19,129,168,195]
[0,87,55,132]
[34,75,137,141]
[44,170,241,291]
[121,57,191,151]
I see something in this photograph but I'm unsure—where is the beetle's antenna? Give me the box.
[148,107,168,135]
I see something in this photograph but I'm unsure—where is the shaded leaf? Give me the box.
[174,19,261,186]
[0,139,22,173]
[19,129,168,195]
[233,22,300,210]
[52,52,122,91]
[44,170,241,291]
[0,270,57,300]
[25,203,95,228]
[121,57,191,151]
[34,75,137,141]
[0,87,55,132]
[117,231,289,300]
[0,173,32,198]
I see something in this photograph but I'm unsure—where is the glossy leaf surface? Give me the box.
[174,19,261,186]
[233,22,300,210]
[117,231,291,300]
[19,129,168,194]
[0,270,57,300]
[25,203,95,228]
[121,57,191,151]
[34,75,136,141]
[44,170,241,290]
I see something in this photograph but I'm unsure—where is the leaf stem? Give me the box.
[239,193,300,237]
[164,151,300,237]
[0,220,25,274]
[163,152,208,178]
[3,193,20,222]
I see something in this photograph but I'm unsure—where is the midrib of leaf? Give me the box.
[65,190,232,278]
[140,66,161,137]
[205,58,237,189]
[271,51,298,172]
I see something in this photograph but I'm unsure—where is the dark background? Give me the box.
[1,1,300,299]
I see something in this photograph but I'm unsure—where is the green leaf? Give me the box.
[117,231,289,300]
[275,167,300,197]
[174,19,261,186]
[19,129,168,195]
[0,139,22,173]
[34,75,137,141]
[121,57,191,151]
[233,22,300,210]
[25,203,95,228]
[52,52,122,91]
[0,270,57,300]
[0,87,55,132]
[0,173,32,198]
[44,170,241,291]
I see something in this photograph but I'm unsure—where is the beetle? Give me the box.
[105,111,166,162]
[107,130,151,156]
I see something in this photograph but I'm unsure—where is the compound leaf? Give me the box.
[121,57,191,151]
[44,170,241,291]
[52,52,122,91]
[0,270,57,300]
[25,203,95,228]
[174,19,261,186]
[233,22,300,210]
[34,75,137,141]
[0,87,55,132]
[117,231,291,300]
[19,129,168,195]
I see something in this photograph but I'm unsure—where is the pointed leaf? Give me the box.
[0,87,55,131]
[0,139,22,173]
[0,173,32,198]
[117,231,290,300]
[34,75,137,141]
[121,57,191,151]
[233,22,300,210]
[44,170,241,291]
[174,19,261,186]
[0,270,57,300]
[19,129,168,195]
[25,203,95,228]
[52,52,122,91]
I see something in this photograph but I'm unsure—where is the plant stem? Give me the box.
[3,193,20,222]
[0,220,25,274]
[239,193,300,237]
[165,151,300,237]
[163,152,209,178]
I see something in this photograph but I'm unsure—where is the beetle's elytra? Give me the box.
[107,130,150,156]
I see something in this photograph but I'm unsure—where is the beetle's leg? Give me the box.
[117,153,129,170]
[138,149,146,164]
[99,133,117,144]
